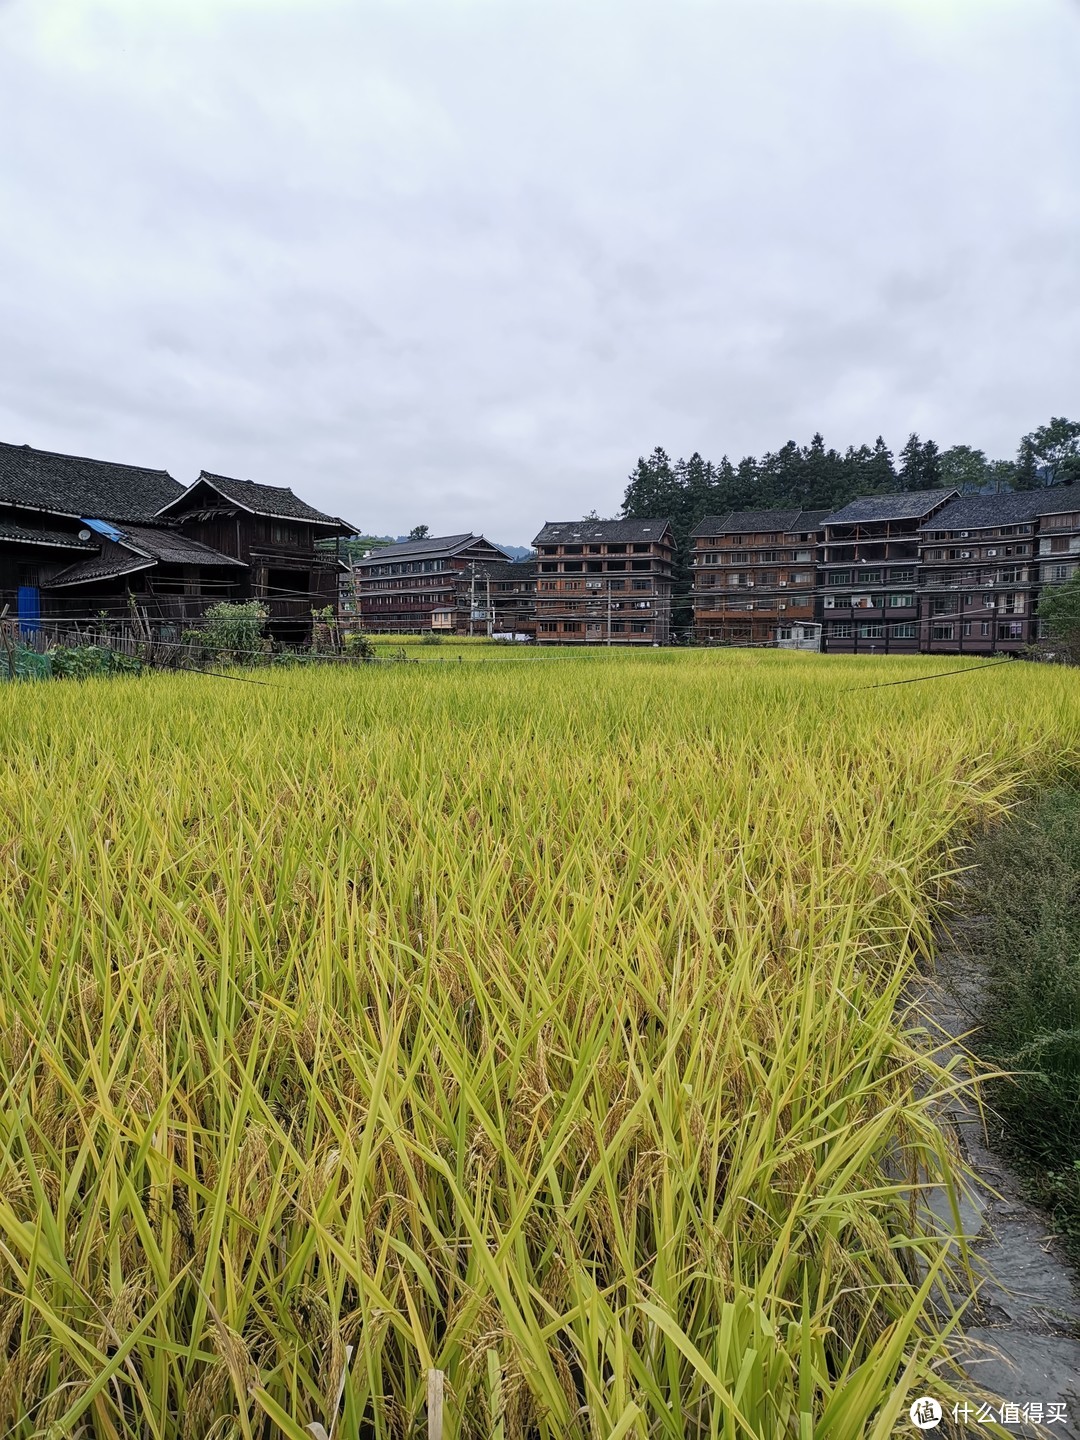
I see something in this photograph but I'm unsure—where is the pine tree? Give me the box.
[898,433,923,491]
[865,437,896,493]
[1013,440,1040,490]
[920,438,941,488]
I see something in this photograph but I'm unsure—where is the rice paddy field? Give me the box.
[1,650,1078,1439]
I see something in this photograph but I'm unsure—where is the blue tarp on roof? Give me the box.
[81,517,125,542]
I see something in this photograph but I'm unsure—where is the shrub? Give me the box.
[199,600,269,662]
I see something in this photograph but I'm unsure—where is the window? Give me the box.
[1045,512,1078,528]
[931,623,955,641]
[631,622,650,633]
[980,620,991,636]
[794,549,813,562]
[632,544,650,553]
[539,622,557,632]
[830,622,852,637]
[608,578,625,590]
[606,544,627,555]
[888,593,913,608]
[858,623,885,639]
[539,581,556,592]
[563,545,583,555]
[861,569,882,583]
[893,623,916,639]
[997,621,1024,639]
[931,596,955,615]
[962,594,974,607]
[611,621,625,632]
[562,561,583,573]
[788,571,813,585]
[1050,537,1070,553]
[632,579,652,591]
[586,561,603,573]
[982,594,995,608]
[777,627,793,640]
[757,552,778,564]
[540,562,558,573]
[822,595,836,609]
[890,569,916,584]
[562,621,581,632]
[1050,564,1071,582]
[829,571,851,585]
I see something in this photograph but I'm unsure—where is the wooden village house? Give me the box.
[0,442,352,644]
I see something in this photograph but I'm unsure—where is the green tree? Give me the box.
[898,433,943,490]
[1018,418,1080,488]
[987,458,1017,493]
[622,447,677,520]
[1013,440,1041,491]
[939,445,990,495]
[408,524,430,540]
[864,436,896,493]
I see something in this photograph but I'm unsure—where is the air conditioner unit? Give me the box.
[585,581,602,589]
[960,531,970,538]
[987,549,998,557]
[960,551,971,559]
[779,580,787,587]
[778,602,787,610]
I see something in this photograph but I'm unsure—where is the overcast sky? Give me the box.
[1,0,1078,543]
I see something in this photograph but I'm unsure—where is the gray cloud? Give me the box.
[1,0,1078,542]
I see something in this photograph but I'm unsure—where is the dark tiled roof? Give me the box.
[1034,485,1080,516]
[477,557,537,583]
[0,440,184,521]
[692,508,827,537]
[46,551,155,588]
[160,471,349,528]
[353,533,510,566]
[117,524,246,567]
[533,518,674,545]
[919,492,1046,531]
[44,523,245,588]
[822,489,959,525]
[0,520,96,551]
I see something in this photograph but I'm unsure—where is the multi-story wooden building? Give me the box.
[482,557,537,639]
[818,490,958,653]
[1033,489,1080,630]
[155,471,352,643]
[531,519,675,645]
[691,509,826,644]
[917,493,1044,654]
[350,532,511,634]
[0,443,351,643]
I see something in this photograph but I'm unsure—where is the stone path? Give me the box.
[913,951,1080,1438]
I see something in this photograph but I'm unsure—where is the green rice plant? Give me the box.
[0,651,1075,1437]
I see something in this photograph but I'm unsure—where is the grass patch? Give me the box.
[960,786,1080,1256]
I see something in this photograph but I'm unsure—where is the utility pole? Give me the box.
[485,574,492,637]
[468,564,476,638]
[607,582,612,645]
